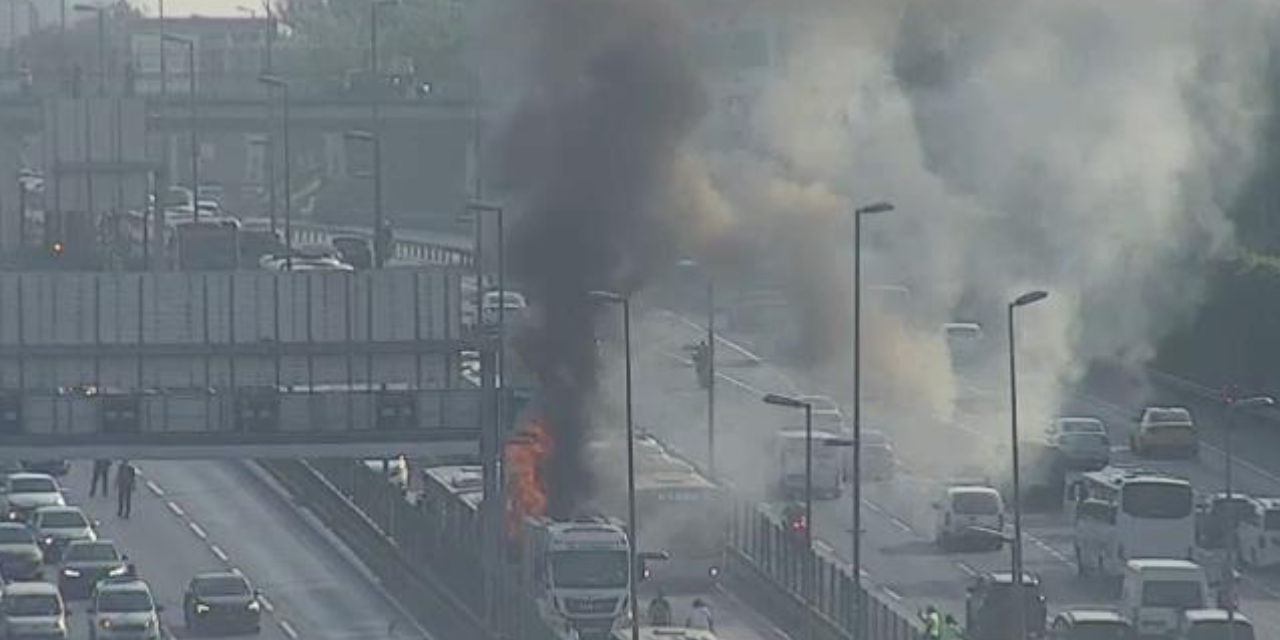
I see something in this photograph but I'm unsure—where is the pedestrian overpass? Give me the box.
[0,267,490,459]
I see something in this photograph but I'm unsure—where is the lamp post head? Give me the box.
[763,393,807,409]
[72,3,100,11]
[855,202,895,216]
[1012,290,1049,308]
[344,129,375,142]
[257,73,285,88]
[466,200,503,214]
[588,290,625,304]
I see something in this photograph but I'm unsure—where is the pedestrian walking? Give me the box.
[115,461,136,519]
[90,459,111,497]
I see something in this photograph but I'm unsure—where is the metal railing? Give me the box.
[290,222,473,267]
[727,496,924,640]
[302,458,557,640]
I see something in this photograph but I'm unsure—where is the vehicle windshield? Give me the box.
[195,576,251,597]
[1121,483,1193,519]
[97,590,153,613]
[952,491,1001,515]
[10,478,55,493]
[1140,580,1202,608]
[1059,433,1109,447]
[1146,408,1191,424]
[1065,621,1131,640]
[4,594,61,616]
[0,527,34,544]
[38,510,87,529]
[549,550,629,589]
[65,543,120,562]
[1058,419,1104,434]
[1187,621,1256,640]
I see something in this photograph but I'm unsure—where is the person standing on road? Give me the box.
[685,598,714,633]
[115,461,136,519]
[90,459,111,497]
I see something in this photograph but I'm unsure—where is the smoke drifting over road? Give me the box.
[487,0,717,517]
[705,0,1275,454]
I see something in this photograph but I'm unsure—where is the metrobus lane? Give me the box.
[633,309,1100,624]
[1072,391,1280,637]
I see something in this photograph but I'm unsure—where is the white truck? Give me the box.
[523,516,635,640]
[775,429,844,500]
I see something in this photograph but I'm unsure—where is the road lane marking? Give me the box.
[145,481,165,497]
[882,586,904,602]
[279,619,299,640]
[890,517,913,533]
[210,544,229,562]
[258,595,275,613]
[166,501,184,517]
[188,522,207,540]
[955,561,977,577]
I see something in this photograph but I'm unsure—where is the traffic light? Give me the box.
[783,502,807,537]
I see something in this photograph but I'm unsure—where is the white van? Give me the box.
[1178,609,1254,640]
[1239,497,1280,569]
[1122,559,1209,638]
[933,484,1005,551]
[775,429,844,500]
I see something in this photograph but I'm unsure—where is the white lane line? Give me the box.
[890,517,913,533]
[659,349,765,396]
[145,481,165,497]
[188,522,207,540]
[865,501,888,516]
[258,595,275,614]
[1244,574,1280,599]
[882,586,904,602]
[210,544,229,562]
[166,501,185,517]
[1030,536,1071,566]
[955,561,977,577]
[279,620,299,640]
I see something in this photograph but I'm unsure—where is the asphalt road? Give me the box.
[54,460,431,640]
[634,307,1280,638]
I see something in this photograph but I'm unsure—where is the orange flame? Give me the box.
[505,419,553,538]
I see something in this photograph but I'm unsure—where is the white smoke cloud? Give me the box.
[694,0,1276,464]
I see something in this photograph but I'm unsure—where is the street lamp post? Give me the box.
[345,130,388,268]
[849,200,892,637]
[763,393,814,640]
[161,34,197,222]
[73,3,105,96]
[588,290,638,640]
[258,74,291,269]
[1007,289,1048,640]
[677,258,717,477]
[1223,394,1274,640]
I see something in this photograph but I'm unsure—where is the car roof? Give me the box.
[1057,416,1104,425]
[1184,609,1251,623]
[1254,497,1280,509]
[1057,610,1128,624]
[1127,558,1201,571]
[95,578,150,594]
[7,472,53,482]
[67,538,115,549]
[948,485,999,495]
[33,505,82,516]
[3,582,59,597]
[192,571,250,585]
[984,571,1039,585]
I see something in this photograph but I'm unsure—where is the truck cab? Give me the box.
[774,429,844,500]
[965,571,1048,640]
[525,516,632,640]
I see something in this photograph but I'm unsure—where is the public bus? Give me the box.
[418,465,484,562]
[1068,465,1195,578]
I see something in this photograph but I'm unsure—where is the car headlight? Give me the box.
[55,617,66,630]
[62,568,80,577]
[98,618,112,629]
[145,616,156,629]
[247,600,261,612]
[41,536,53,546]
[195,603,210,614]
[108,565,128,577]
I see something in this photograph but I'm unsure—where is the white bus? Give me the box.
[1239,497,1280,569]
[1069,466,1195,578]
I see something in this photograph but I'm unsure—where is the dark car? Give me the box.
[1050,609,1133,640]
[0,522,43,581]
[58,540,130,600]
[19,461,70,477]
[1196,494,1256,550]
[966,571,1048,640]
[331,236,372,270]
[183,572,262,635]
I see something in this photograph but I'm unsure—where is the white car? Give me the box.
[88,578,162,640]
[0,474,65,522]
[30,506,97,564]
[1047,416,1107,439]
[1121,559,1208,638]
[1,581,68,639]
[933,484,1005,551]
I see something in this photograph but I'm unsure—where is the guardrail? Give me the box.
[293,458,558,640]
[727,498,924,640]
[291,222,474,267]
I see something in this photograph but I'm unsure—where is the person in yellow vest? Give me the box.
[918,605,942,639]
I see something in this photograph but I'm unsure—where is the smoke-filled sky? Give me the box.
[482,0,1280,504]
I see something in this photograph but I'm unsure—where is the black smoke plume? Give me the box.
[493,0,707,517]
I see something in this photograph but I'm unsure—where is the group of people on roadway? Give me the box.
[89,459,138,519]
[647,591,714,632]
[919,605,963,640]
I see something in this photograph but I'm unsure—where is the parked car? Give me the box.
[1131,407,1197,458]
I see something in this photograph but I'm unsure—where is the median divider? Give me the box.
[257,458,497,640]
[726,498,924,640]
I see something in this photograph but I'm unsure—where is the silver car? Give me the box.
[88,579,161,640]
[0,523,44,581]
[0,475,65,523]
[1,581,69,639]
[29,507,96,564]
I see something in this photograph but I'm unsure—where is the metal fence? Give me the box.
[291,222,473,268]
[305,458,558,640]
[727,498,924,640]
